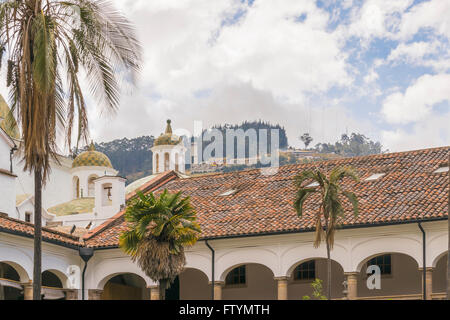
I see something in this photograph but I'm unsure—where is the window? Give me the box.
[225,266,246,285]
[25,212,31,223]
[434,166,449,174]
[368,254,391,275]
[365,173,386,181]
[164,153,170,171]
[294,261,315,281]
[220,189,237,196]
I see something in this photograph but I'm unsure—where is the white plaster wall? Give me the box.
[0,174,15,217]
[0,135,11,170]
[14,158,73,210]
[0,233,82,289]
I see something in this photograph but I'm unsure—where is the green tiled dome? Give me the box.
[0,95,20,140]
[72,142,113,169]
[154,119,182,146]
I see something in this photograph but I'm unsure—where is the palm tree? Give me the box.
[447,153,449,300]
[119,190,202,300]
[0,0,141,299]
[293,166,359,299]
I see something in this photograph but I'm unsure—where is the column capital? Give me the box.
[344,272,359,277]
[274,276,289,282]
[418,267,434,272]
[209,281,225,286]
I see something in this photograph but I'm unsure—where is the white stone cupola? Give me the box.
[151,120,186,174]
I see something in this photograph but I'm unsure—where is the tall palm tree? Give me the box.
[0,0,141,299]
[447,153,449,300]
[119,190,202,300]
[293,166,359,299]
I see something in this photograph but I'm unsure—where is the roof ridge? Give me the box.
[182,146,450,181]
[0,214,81,241]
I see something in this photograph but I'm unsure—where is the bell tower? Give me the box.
[151,120,186,174]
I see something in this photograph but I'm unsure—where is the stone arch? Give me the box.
[285,256,345,279]
[217,248,278,281]
[100,273,149,300]
[164,152,170,171]
[179,267,211,300]
[185,252,212,281]
[155,153,160,173]
[352,236,422,272]
[87,174,98,197]
[0,261,29,283]
[175,153,179,171]
[432,251,448,269]
[42,269,69,288]
[281,242,348,276]
[93,260,154,290]
[0,245,32,282]
[73,176,80,199]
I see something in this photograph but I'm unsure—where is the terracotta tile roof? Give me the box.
[0,214,81,247]
[85,146,449,249]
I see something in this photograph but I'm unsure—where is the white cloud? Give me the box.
[381,110,450,152]
[387,41,441,64]
[111,0,351,103]
[397,0,450,40]
[381,73,450,124]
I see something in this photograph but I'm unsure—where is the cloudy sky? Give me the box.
[3,0,450,152]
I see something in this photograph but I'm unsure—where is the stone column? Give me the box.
[88,289,103,300]
[149,286,160,300]
[419,268,433,300]
[212,281,224,300]
[23,281,33,300]
[275,277,289,300]
[344,273,358,300]
[65,289,79,300]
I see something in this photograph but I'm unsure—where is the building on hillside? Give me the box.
[0,137,448,300]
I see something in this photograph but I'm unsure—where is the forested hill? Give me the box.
[74,136,156,184]
[74,121,289,184]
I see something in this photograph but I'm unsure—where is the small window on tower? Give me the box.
[25,212,31,223]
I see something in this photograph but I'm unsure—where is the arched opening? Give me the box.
[87,175,98,197]
[357,253,421,299]
[432,253,447,298]
[42,270,66,300]
[0,262,23,300]
[155,153,160,173]
[179,268,211,300]
[101,274,149,300]
[287,258,345,300]
[175,153,179,172]
[222,264,277,300]
[164,153,170,171]
[73,176,80,199]
[102,183,113,207]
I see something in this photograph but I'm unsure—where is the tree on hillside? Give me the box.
[314,133,386,157]
[120,190,201,300]
[0,0,141,299]
[300,133,313,149]
[293,167,359,299]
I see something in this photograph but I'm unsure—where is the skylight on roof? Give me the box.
[220,189,237,196]
[365,173,385,181]
[434,167,449,174]
[306,182,319,188]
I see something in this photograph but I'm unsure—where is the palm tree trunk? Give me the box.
[326,240,331,300]
[33,168,42,300]
[447,153,449,300]
[159,279,167,301]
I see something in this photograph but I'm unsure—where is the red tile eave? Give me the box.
[0,214,81,247]
[83,171,179,240]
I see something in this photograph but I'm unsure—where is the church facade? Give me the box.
[0,100,449,300]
